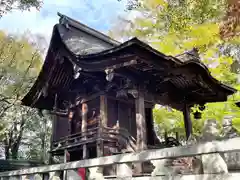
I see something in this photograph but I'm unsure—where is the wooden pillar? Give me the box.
[135,91,147,151]
[100,95,108,127]
[97,95,108,157]
[183,103,192,140]
[48,114,56,165]
[63,149,68,180]
[68,110,74,135]
[49,94,58,165]
[94,95,108,176]
[176,132,179,142]
[81,100,88,159]
[135,91,147,174]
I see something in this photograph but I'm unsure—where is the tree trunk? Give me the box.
[9,116,26,159]
[40,117,47,162]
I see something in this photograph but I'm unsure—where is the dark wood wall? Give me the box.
[119,100,137,138]
[145,107,155,145]
[52,95,155,146]
[107,96,155,141]
[52,97,100,142]
[107,98,118,127]
[107,97,137,138]
[52,114,69,142]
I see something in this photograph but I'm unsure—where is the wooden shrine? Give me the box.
[22,13,236,170]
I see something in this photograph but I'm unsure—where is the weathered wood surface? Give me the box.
[81,100,88,159]
[135,90,147,173]
[1,137,240,177]
[135,91,147,151]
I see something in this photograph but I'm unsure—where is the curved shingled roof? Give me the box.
[21,13,237,111]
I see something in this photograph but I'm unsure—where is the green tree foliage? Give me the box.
[0,0,42,17]
[113,0,240,138]
[118,0,240,40]
[0,31,42,115]
[21,110,52,163]
[0,30,51,161]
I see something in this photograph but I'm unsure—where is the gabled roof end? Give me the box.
[57,12,120,47]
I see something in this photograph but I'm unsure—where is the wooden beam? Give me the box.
[50,110,68,116]
[80,91,105,104]
[75,54,138,71]
[106,95,154,108]
[183,104,192,140]
[62,91,104,112]
[106,59,137,70]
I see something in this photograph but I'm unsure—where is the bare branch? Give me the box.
[12,49,39,98]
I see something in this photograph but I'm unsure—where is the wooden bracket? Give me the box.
[105,68,114,81]
[127,89,139,98]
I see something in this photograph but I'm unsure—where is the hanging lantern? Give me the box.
[235,101,240,108]
[193,111,202,119]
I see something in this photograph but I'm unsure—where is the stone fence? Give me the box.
[1,137,240,179]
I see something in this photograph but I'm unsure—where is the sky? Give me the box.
[0,0,127,41]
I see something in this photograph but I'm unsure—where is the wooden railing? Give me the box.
[51,126,137,153]
[1,138,240,179]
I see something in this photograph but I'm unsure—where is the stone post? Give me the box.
[200,119,228,174]
[117,163,133,178]
[222,116,240,171]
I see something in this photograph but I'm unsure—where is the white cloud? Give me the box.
[0,8,56,41]
[0,0,127,41]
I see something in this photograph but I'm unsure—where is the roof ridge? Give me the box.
[57,12,120,47]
